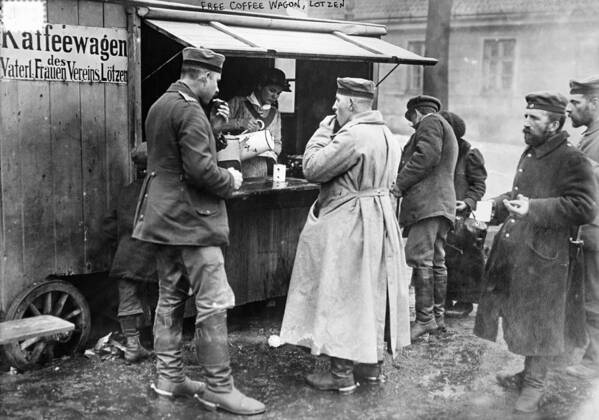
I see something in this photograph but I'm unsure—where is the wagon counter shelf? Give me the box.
[224,177,319,305]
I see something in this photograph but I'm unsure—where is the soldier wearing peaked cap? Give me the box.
[474,91,597,413]
[280,77,411,392]
[131,47,265,415]
[565,75,599,380]
[394,94,458,341]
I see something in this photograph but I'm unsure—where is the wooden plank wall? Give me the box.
[0,0,130,311]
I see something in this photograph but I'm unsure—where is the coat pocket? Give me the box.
[181,182,220,217]
[524,230,562,261]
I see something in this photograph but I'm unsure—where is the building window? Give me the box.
[482,39,516,92]
[407,40,425,92]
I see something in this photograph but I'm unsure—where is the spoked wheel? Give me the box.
[2,279,91,370]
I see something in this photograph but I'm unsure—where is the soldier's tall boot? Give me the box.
[194,312,265,415]
[514,356,547,413]
[119,315,152,363]
[306,357,357,393]
[433,274,448,332]
[411,268,437,340]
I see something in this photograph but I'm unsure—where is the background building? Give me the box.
[308,0,599,144]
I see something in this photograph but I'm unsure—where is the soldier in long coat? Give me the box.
[565,75,599,380]
[280,78,411,393]
[395,95,458,340]
[438,111,487,317]
[101,143,156,363]
[132,47,264,415]
[474,92,597,413]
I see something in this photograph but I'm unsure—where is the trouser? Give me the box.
[117,277,145,317]
[153,245,235,383]
[405,217,451,323]
[523,356,549,389]
[582,249,599,367]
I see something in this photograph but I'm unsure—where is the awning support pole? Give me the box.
[376,63,400,87]
[209,21,261,48]
[142,50,182,83]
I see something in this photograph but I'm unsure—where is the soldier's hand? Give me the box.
[211,99,230,121]
[456,200,468,211]
[503,194,529,217]
[228,167,243,190]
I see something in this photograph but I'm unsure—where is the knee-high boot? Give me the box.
[433,274,448,331]
[194,312,265,415]
[411,268,437,340]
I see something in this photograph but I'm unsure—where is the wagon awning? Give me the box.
[141,11,437,65]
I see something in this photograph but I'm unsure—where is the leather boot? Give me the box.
[353,361,385,383]
[514,356,546,413]
[194,312,265,415]
[119,315,152,363]
[496,370,524,390]
[433,274,448,332]
[411,268,437,340]
[306,357,357,393]
[514,385,544,413]
[152,376,206,399]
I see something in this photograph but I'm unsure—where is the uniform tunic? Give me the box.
[396,113,458,228]
[279,112,411,363]
[474,131,596,356]
[132,81,235,246]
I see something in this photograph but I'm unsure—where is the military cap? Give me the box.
[259,68,291,92]
[182,47,225,73]
[131,142,147,167]
[569,74,599,96]
[336,77,375,99]
[406,95,442,112]
[525,91,568,114]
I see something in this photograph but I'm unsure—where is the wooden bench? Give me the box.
[0,315,75,345]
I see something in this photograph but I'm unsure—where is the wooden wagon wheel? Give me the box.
[1,279,91,370]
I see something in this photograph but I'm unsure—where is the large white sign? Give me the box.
[0,24,128,84]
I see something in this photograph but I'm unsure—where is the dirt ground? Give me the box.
[1,297,598,420]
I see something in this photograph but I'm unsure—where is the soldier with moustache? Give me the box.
[132,47,265,415]
[565,75,599,380]
[474,92,597,413]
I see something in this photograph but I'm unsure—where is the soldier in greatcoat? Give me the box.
[565,75,599,380]
[132,47,264,415]
[394,95,458,340]
[279,78,411,392]
[438,111,487,317]
[101,143,156,363]
[474,92,597,413]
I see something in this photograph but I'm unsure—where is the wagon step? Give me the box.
[0,315,74,345]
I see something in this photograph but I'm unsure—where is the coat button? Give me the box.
[144,194,148,198]
[151,171,156,177]
[518,168,523,173]
[527,153,532,158]
[514,186,519,191]
[139,214,144,219]
[505,233,510,238]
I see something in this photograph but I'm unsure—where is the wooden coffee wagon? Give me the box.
[0,0,435,369]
